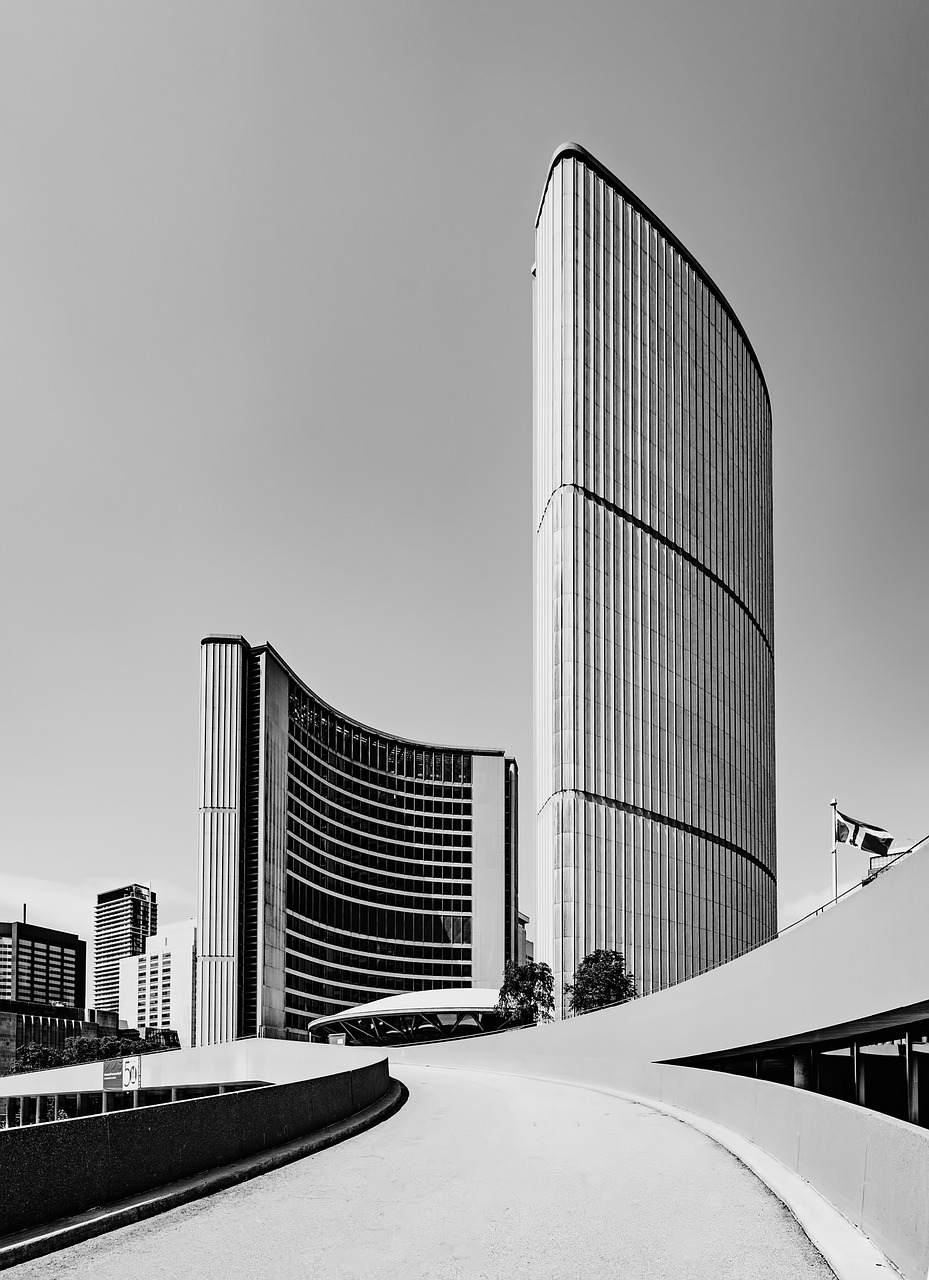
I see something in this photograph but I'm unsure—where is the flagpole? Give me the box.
[831,798,838,904]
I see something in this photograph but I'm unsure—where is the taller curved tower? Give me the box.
[534,145,776,1005]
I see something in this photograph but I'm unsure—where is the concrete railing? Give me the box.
[1,1058,389,1239]
[393,1042,929,1280]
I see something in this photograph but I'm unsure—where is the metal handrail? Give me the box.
[778,836,929,936]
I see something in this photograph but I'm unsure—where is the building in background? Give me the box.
[94,885,157,1012]
[0,1003,119,1077]
[118,920,197,1049]
[0,917,117,1075]
[534,144,777,1006]
[0,920,86,1008]
[197,636,520,1045]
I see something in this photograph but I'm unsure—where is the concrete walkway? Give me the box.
[14,1065,833,1279]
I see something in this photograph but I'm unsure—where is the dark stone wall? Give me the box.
[0,1059,389,1237]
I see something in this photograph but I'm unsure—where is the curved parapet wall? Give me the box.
[197,637,519,1044]
[391,1043,929,1280]
[533,143,776,1002]
[0,1051,391,1243]
[392,852,929,1278]
[395,846,929,1073]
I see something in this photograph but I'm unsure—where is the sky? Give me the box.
[1,1,927,973]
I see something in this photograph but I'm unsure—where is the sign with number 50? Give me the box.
[121,1057,141,1090]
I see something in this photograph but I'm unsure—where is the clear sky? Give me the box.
[1,1,926,968]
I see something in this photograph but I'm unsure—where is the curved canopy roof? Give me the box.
[308,987,501,1030]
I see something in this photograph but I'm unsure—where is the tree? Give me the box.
[495,960,555,1025]
[564,950,637,1015]
[12,1043,65,1073]
[10,1032,177,1074]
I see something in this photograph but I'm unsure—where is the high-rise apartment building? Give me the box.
[94,884,157,1012]
[534,144,776,1006]
[118,920,197,1048]
[197,636,519,1045]
[0,921,86,1008]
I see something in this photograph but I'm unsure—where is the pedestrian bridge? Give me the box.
[4,847,929,1278]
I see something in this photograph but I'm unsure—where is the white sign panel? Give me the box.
[121,1056,142,1090]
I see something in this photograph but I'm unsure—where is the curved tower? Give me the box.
[197,636,519,1044]
[534,145,776,1005]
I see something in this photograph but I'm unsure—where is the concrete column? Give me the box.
[133,1091,142,1109]
[4,1095,14,1128]
[906,1032,920,1126]
[52,1094,60,1120]
[170,1087,179,1102]
[792,1050,813,1090]
[853,1042,866,1106]
[101,1090,113,1113]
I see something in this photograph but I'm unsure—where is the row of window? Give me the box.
[287,832,472,887]
[288,859,471,914]
[289,685,473,784]
[289,759,472,825]
[286,954,468,992]
[286,913,472,962]
[286,880,471,946]
[285,928,471,976]
[288,742,472,813]
[287,803,471,860]
[287,840,471,893]
[287,771,472,839]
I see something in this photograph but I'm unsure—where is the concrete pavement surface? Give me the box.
[14,1065,834,1279]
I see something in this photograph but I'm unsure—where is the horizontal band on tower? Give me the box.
[540,482,774,660]
[545,787,776,883]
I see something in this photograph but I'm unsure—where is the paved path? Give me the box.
[16,1066,833,1279]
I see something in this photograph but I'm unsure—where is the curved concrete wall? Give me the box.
[405,847,929,1069]
[392,1043,929,1280]
[0,1057,389,1239]
[0,1034,386,1097]
[388,855,929,1278]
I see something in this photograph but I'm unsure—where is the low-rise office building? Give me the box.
[0,1002,119,1077]
[197,636,520,1045]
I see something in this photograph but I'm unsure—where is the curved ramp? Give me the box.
[10,1066,832,1279]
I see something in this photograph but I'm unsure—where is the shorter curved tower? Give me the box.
[197,636,519,1045]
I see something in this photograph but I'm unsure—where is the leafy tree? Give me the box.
[12,1043,65,1073]
[564,949,637,1015]
[11,1032,178,1074]
[495,960,555,1025]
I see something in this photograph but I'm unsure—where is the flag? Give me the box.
[834,808,893,856]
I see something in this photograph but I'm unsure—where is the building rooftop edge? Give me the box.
[0,922,86,944]
[200,636,511,760]
[536,142,770,405]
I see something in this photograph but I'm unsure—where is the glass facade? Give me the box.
[197,637,519,1044]
[534,146,776,1005]
[283,683,480,1031]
